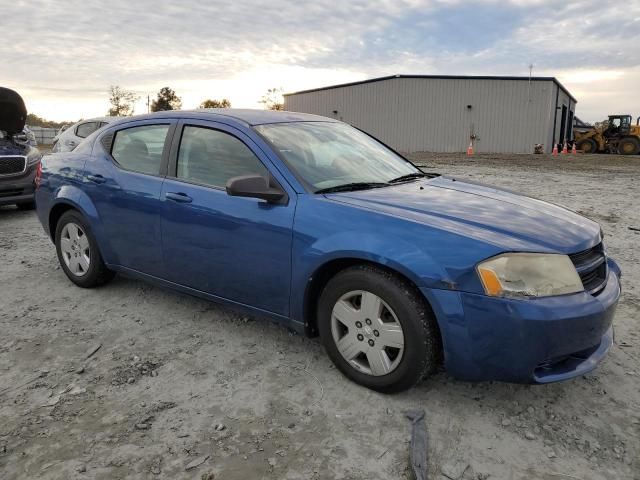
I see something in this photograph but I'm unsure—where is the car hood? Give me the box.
[0,87,27,134]
[326,176,601,254]
[0,138,31,156]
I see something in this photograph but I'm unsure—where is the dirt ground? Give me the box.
[1,153,639,480]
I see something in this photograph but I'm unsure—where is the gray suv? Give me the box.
[0,87,41,209]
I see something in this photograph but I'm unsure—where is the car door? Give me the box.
[85,120,176,277]
[160,120,295,316]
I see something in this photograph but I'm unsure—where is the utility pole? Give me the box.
[528,64,534,103]
[147,95,150,113]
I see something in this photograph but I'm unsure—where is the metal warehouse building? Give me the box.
[284,75,577,154]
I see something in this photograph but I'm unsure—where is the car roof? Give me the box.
[108,109,338,127]
[72,116,119,126]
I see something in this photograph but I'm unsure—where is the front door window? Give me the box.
[177,126,268,188]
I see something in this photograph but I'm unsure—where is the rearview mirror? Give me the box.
[226,175,286,203]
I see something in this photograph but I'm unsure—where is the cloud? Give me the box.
[1,0,638,122]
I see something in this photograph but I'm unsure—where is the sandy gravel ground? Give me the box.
[0,153,638,480]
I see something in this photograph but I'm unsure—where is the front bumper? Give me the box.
[421,259,621,383]
[0,164,37,206]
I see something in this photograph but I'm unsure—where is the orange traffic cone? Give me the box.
[552,144,558,156]
[561,142,568,154]
[571,143,577,154]
[467,141,474,156]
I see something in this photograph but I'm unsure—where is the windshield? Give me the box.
[254,122,420,191]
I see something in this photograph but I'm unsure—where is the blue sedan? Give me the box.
[35,109,621,392]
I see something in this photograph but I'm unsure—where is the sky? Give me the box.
[1,0,638,123]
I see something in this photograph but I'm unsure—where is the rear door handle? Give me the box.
[165,192,192,203]
[87,174,106,184]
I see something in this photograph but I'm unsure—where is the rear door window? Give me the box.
[111,124,170,176]
[76,122,98,138]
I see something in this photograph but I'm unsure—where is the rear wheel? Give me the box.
[317,265,440,393]
[576,138,597,153]
[619,137,640,155]
[55,210,115,288]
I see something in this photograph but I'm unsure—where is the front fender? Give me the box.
[291,232,451,329]
[299,231,449,290]
[289,196,496,326]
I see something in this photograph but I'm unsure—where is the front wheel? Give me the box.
[317,265,441,393]
[55,210,115,288]
[619,137,640,155]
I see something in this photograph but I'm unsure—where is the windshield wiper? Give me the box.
[315,182,389,194]
[388,172,427,183]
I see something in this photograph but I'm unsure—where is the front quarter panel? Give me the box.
[290,195,503,324]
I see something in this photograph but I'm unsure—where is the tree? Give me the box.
[151,87,182,112]
[25,113,69,129]
[107,85,139,116]
[259,88,284,111]
[200,98,231,108]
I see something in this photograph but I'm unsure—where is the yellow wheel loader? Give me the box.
[574,115,640,155]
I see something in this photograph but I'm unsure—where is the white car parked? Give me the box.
[52,117,118,152]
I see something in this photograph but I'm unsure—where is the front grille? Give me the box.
[0,156,26,176]
[569,243,607,295]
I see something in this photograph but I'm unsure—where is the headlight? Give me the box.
[477,253,583,298]
[27,154,41,166]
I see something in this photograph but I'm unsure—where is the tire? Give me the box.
[619,137,640,155]
[576,138,597,154]
[317,265,441,393]
[16,201,35,210]
[55,210,115,288]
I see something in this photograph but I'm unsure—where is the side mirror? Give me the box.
[226,175,287,203]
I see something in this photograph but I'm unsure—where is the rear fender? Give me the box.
[576,130,595,140]
[50,185,117,264]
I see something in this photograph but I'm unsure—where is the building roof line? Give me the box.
[284,74,577,103]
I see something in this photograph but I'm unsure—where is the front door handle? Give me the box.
[165,192,192,203]
[87,174,106,184]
